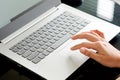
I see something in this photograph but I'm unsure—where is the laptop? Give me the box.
[0,0,120,80]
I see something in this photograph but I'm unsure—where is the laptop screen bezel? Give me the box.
[0,0,61,41]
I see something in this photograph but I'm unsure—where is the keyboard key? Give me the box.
[39,41,45,46]
[24,46,30,50]
[32,57,42,64]
[42,50,50,56]
[38,53,45,59]
[46,47,54,53]
[37,48,44,53]
[22,50,32,58]
[17,48,26,55]
[27,51,39,60]
[10,46,19,53]
[30,47,37,52]
[49,39,56,44]
[51,33,72,49]
[45,42,53,47]
[20,41,28,46]
[70,30,78,35]
[34,44,41,49]
[41,45,48,50]
[32,39,39,44]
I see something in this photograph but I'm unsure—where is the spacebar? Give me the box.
[51,33,72,49]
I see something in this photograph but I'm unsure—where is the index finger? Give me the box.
[71,42,97,50]
[71,32,100,42]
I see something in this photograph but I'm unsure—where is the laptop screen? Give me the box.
[0,0,43,29]
[0,0,60,41]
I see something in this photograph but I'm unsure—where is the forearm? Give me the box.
[114,51,120,68]
[115,56,120,68]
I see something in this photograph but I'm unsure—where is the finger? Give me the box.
[80,47,102,62]
[90,30,102,37]
[71,32,88,40]
[71,32,99,42]
[71,42,96,50]
[90,31,106,42]
[91,30,105,38]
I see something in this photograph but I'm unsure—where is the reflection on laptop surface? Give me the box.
[0,0,120,80]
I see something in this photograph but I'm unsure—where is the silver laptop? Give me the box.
[0,0,120,80]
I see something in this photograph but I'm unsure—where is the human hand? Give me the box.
[71,30,120,68]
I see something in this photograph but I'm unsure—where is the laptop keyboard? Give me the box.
[10,11,90,64]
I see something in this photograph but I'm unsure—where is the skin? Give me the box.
[71,30,120,68]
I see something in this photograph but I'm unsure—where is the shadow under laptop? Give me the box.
[66,58,120,80]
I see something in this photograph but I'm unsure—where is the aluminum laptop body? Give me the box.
[0,0,120,80]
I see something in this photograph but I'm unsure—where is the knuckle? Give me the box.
[96,41,103,47]
[84,49,91,56]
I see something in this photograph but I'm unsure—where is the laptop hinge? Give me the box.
[1,7,58,44]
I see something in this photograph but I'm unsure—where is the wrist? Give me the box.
[116,61,120,68]
[115,55,120,68]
